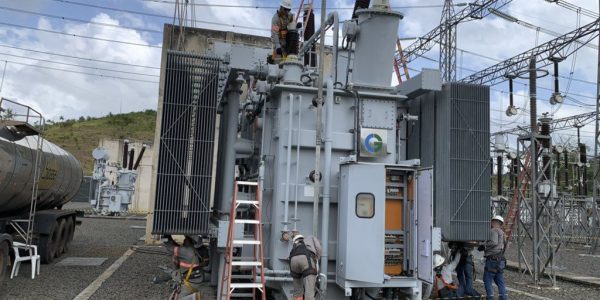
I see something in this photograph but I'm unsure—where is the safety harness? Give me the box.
[277,11,293,42]
[173,246,204,293]
[289,242,318,279]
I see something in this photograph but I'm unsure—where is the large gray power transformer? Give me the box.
[150,2,490,299]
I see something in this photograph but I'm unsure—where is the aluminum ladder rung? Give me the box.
[232,261,261,266]
[230,283,263,288]
[233,240,260,245]
[236,200,259,205]
[236,181,258,186]
[235,219,259,224]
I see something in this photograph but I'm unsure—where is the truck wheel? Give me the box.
[39,222,58,264]
[0,241,8,281]
[55,219,67,256]
[63,217,75,253]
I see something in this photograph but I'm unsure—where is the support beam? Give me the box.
[461,18,600,86]
[397,0,512,65]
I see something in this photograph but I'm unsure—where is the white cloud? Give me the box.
[0,13,161,121]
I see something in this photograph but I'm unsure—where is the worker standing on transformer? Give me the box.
[478,216,507,300]
[430,253,460,299]
[289,234,322,300]
[271,0,294,60]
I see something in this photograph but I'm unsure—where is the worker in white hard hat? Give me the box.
[477,215,507,300]
[429,252,460,299]
[271,0,294,60]
[289,233,322,300]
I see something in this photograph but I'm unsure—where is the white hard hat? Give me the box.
[492,215,504,224]
[433,254,445,268]
[292,234,304,243]
[280,0,292,9]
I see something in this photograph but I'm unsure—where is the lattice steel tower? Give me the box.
[439,0,457,82]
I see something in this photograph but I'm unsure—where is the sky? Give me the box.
[0,0,598,153]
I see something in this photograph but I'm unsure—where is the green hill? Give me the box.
[44,110,157,175]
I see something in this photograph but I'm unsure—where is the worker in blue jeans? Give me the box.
[478,215,507,300]
[452,242,481,299]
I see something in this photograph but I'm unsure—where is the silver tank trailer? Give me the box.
[0,127,83,217]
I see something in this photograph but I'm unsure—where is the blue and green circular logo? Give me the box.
[364,133,383,153]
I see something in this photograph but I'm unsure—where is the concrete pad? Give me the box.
[56,257,108,267]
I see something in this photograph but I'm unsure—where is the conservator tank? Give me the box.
[0,126,82,217]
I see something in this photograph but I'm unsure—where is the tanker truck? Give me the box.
[0,99,83,280]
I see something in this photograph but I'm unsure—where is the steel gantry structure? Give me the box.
[395,0,512,82]
[456,3,599,286]
[439,0,457,82]
[589,0,600,254]
[460,18,600,86]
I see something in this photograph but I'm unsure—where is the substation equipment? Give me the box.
[89,140,146,214]
[150,3,491,299]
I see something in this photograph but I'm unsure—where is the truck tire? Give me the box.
[55,219,67,256]
[63,217,75,253]
[39,223,58,263]
[0,241,8,281]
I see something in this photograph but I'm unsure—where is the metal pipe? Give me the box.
[263,276,336,283]
[313,0,327,239]
[220,79,243,213]
[320,77,334,292]
[293,95,302,230]
[284,93,294,232]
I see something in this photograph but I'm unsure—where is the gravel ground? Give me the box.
[0,215,176,300]
[504,239,600,279]
[469,247,600,300]
[2,204,597,300]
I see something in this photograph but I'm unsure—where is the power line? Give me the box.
[0,21,161,48]
[48,0,271,32]
[547,0,599,19]
[0,51,158,77]
[140,0,467,10]
[0,44,159,69]
[0,5,163,34]
[0,59,158,83]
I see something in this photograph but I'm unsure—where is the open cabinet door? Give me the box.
[416,168,434,283]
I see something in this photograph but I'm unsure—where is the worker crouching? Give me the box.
[289,234,322,300]
[164,236,209,299]
[431,253,460,299]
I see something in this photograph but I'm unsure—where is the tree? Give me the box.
[2,108,14,120]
